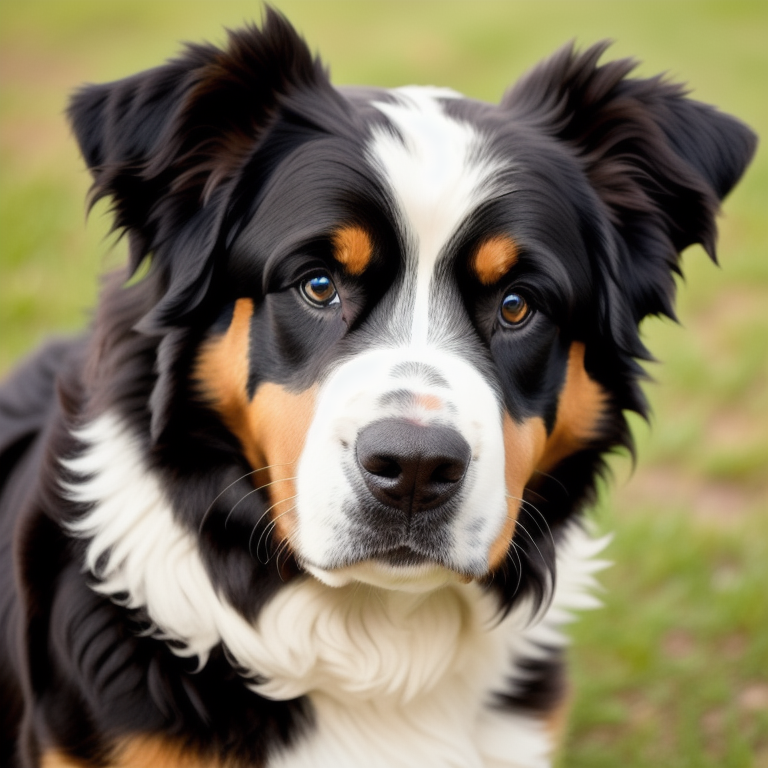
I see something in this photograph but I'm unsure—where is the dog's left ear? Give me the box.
[503,42,757,329]
[67,8,335,333]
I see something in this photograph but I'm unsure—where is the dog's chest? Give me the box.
[252,580,557,768]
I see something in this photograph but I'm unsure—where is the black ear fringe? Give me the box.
[504,41,756,425]
[503,41,757,315]
[493,43,755,618]
[67,7,332,333]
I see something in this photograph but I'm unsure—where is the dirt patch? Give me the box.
[615,465,765,527]
[720,633,748,660]
[706,408,767,453]
[0,117,73,166]
[739,682,768,713]
[688,286,767,343]
[0,45,92,170]
[662,629,696,660]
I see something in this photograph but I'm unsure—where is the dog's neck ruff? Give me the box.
[64,413,607,767]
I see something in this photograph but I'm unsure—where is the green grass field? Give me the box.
[1,1,766,765]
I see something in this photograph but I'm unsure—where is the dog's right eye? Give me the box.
[300,272,340,308]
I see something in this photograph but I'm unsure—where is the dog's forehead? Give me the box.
[360,86,507,345]
[366,86,505,260]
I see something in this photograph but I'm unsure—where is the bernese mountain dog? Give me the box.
[0,9,756,768]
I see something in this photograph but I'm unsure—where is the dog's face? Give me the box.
[68,12,755,608]
[192,85,609,591]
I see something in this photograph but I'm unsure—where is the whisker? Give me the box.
[273,528,297,575]
[510,518,549,569]
[224,477,297,529]
[198,459,298,533]
[273,532,293,562]
[351,579,365,602]
[371,584,387,611]
[253,503,297,563]
[531,468,569,496]
[522,485,547,503]
[522,501,556,552]
[509,538,524,596]
[506,493,555,552]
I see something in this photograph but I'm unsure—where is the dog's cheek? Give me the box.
[194,297,255,454]
[487,414,547,571]
[194,296,317,545]
[537,341,607,473]
[488,342,605,570]
[244,382,318,543]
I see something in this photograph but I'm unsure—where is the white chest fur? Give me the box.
[261,527,606,768]
[261,579,550,768]
[64,414,607,768]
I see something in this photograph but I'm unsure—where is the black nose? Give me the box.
[356,419,471,513]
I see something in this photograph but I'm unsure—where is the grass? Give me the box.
[1,1,766,765]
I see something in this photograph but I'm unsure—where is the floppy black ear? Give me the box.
[502,42,757,331]
[68,8,330,331]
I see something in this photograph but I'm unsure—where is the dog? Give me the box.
[0,9,756,768]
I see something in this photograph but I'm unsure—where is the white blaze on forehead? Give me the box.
[367,86,502,346]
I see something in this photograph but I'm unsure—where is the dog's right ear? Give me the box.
[68,8,332,331]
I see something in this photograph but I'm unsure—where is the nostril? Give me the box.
[431,461,465,485]
[362,455,402,479]
[356,418,471,512]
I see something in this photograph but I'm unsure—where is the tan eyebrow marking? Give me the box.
[332,225,373,276]
[471,235,519,285]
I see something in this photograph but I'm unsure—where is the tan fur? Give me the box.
[42,753,86,768]
[194,298,317,544]
[490,342,605,569]
[488,414,547,570]
[194,298,258,464]
[43,736,236,768]
[414,393,443,411]
[112,737,234,768]
[332,224,373,276]
[471,235,519,285]
[538,342,606,473]
[245,382,318,542]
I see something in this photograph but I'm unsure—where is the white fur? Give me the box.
[64,412,609,767]
[292,88,512,581]
[367,86,503,346]
[295,346,507,580]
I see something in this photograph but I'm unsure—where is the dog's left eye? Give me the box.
[499,290,531,326]
[300,272,340,307]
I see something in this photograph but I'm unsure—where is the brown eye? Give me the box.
[500,291,530,326]
[300,273,340,307]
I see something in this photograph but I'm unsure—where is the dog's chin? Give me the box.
[302,556,468,593]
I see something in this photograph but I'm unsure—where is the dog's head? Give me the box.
[68,11,755,610]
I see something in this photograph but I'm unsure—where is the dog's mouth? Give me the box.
[380,545,431,567]
[300,543,478,592]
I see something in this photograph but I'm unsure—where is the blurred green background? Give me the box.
[0,1,766,765]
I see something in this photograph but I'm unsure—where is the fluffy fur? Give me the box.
[0,10,755,767]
